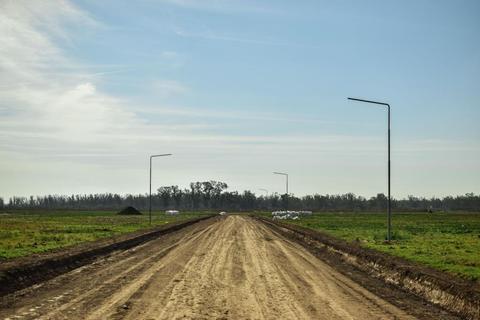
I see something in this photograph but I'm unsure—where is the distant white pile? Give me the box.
[219,211,227,216]
[271,210,312,220]
[165,210,180,215]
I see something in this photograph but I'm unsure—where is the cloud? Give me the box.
[0,0,349,168]
[171,23,324,49]
[0,1,143,150]
[151,80,189,98]
[157,0,275,14]
[173,27,293,47]
[161,51,179,59]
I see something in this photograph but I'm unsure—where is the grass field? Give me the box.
[0,210,207,260]
[272,212,480,281]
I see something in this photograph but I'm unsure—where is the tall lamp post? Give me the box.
[348,97,391,241]
[149,153,172,225]
[273,172,289,211]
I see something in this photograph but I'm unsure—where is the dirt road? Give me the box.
[0,216,438,319]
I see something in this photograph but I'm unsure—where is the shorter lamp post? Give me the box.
[149,153,172,225]
[273,172,288,210]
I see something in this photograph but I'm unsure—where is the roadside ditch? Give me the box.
[255,216,479,320]
[0,215,215,297]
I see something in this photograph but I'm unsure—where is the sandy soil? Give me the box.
[1,216,428,319]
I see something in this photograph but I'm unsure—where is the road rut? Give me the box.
[1,215,424,319]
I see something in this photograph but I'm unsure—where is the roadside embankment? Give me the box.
[255,216,480,320]
[0,215,215,297]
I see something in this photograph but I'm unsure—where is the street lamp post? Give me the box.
[348,97,391,241]
[273,172,289,210]
[149,153,172,225]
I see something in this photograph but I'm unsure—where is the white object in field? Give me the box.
[271,210,313,220]
[219,211,227,215]
[165,210,180,215]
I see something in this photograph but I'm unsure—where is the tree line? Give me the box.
[1,181,479,212]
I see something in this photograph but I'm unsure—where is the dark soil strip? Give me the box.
[0,215,216,297]
[254,216,479,320]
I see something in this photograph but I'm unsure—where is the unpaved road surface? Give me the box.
[0,216,445,319]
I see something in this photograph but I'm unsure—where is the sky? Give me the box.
[0,0,479,200]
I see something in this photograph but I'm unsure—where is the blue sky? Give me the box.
[0,0,479,199]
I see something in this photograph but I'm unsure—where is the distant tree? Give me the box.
[190,182,202,209]
[369,193,387,211]
[241,190,256,210]
[3,184,480,212]
[157,186,177,209]
[170,186,183,209]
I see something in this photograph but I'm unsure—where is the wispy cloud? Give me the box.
[151,80,189,98]
[0,1,143,155]
[161,51,179,59]
[158,0,276,14]
[173,27,297,47]
[0,0,335,162]
[396,139,480,153]
[134,105,375,128]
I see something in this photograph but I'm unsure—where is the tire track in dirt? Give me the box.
[1,215,443,319]
[0,218,218,320]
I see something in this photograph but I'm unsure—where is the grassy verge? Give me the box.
[258,211,480,281]
[0,210,209,260]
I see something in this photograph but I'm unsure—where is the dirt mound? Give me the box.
[117,206,142,215]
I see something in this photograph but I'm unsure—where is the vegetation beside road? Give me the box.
[263,212,480,281]
[0,210,207,260]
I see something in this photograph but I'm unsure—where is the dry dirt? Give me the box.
[0,215,451,319]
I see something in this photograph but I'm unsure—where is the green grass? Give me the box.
[261,212,480,281]
[0,210,208,260]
